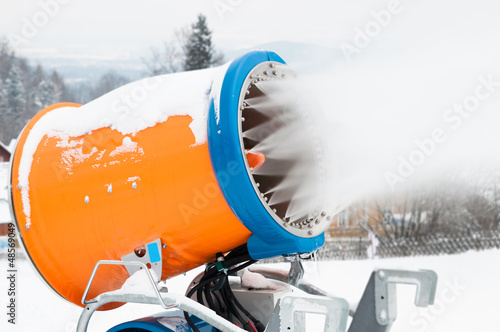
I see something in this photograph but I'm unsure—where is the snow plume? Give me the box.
[17,65,229,228]
[295,54,500,213]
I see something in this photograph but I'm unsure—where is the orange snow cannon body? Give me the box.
[9,51,332,309]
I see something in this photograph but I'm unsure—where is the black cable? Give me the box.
[223,278,265,332]
[183,249,258,332]
[184,310,200,332]
[220,278,248,330]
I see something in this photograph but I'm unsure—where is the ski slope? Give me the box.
[1,249,499,331]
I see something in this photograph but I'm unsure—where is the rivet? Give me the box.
[25,224,30,230]
[255,183,260,187]
[249,74,254,79]
[308,224,313,228]
[84,196,89,204]
[272,71,278,76]
[246,90,250,95]
[270,63,275,68]
[315,219,320,224]
[162,243,167,249]
[240,105,245,110]
[263,70,269,75]
[308,230,313,235]
[107,186,112,193]
[16,184,22,190]
[321,211,326,217]
[273,208,277,213]
[132,182,137,189]
[241,117,245,122]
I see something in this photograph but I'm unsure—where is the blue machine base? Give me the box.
[107,310,216,332]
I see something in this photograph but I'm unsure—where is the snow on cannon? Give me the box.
[8,50,438,332]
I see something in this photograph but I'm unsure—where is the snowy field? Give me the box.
[1,249,499,331]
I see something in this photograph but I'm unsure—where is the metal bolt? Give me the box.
[321,211,326,217]
[132,182,137,189]
[270,63,275,68]
[16,184,22,190]
[308,230,313,235]
[240,105,245,110]
[246,90,250,95]
[84,196,89,204]
[272,71,278,76]
[255,183,260,187]
[263,70,269,75]
[241,117,245,122]
[308,224,313,228]
[25,224,30,230]
[249,74,254,79]
[107,186,112,193]
[162,243,167,248]
[315,219,320,224]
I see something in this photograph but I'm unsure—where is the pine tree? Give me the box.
[4,62,25,119]
[184,14,214,71]
[37,79,56,109]
[0,81,7,142]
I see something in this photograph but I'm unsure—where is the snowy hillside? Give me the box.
[0,249,498,331]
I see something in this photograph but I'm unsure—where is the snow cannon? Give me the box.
[9,50,332,310]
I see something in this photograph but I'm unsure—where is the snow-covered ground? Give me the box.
[0,249,499,331]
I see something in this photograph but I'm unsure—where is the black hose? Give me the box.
[223,279,265,332]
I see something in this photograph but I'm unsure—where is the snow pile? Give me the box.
[109,137,143,157]
[241,269,283,290]
[16,65,229,227]
[99,268,160,300]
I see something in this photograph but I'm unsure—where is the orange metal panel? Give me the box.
[11,103,252,309]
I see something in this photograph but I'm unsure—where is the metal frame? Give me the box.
[77,258,437,332]
[78,260,246,332]
[348,269,438,332]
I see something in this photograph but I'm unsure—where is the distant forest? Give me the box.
[0,41,132,144]
[0,14,222,144]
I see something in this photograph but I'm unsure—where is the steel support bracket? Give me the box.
[348,269,438,332]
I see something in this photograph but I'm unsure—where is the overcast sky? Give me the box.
[1,0,497,61]
[0,0,354,59]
